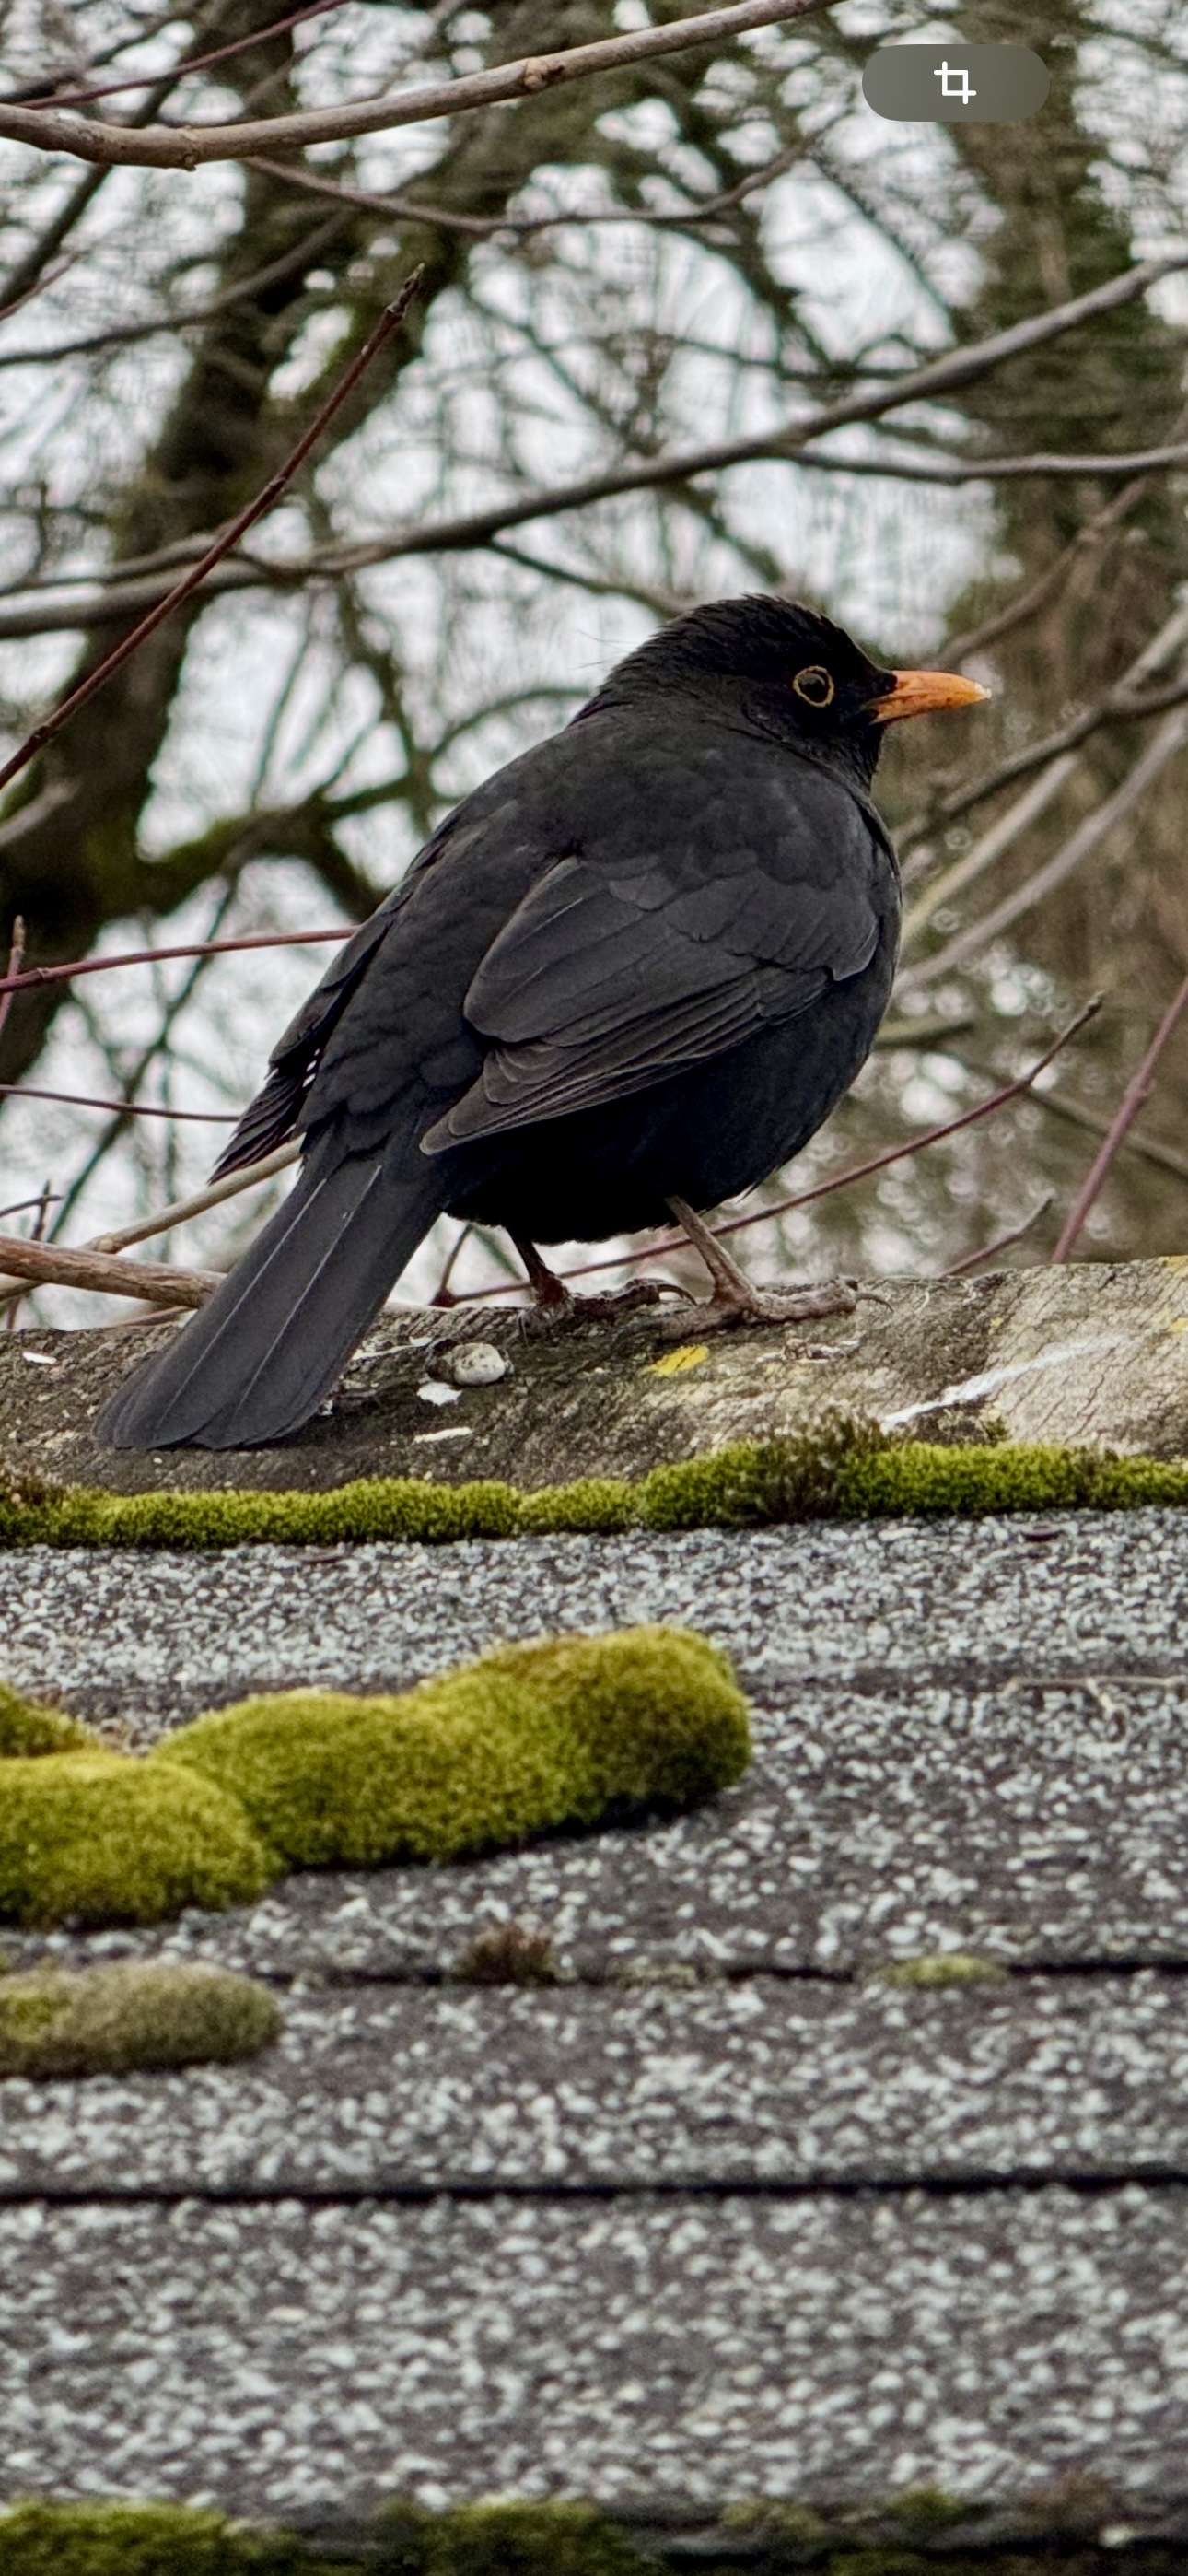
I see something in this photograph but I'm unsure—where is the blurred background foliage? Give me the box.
[0,0,1185,1315]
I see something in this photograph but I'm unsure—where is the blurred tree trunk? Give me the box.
[925,0,1188,1254]
[0,0,637,1087]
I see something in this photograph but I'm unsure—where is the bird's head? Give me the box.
[588,594,988,790]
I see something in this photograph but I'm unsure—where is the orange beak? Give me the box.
[870,669,991,724]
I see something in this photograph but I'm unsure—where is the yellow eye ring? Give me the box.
[792,664,835,708]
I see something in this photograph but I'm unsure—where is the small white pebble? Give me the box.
[443,1342,509,1388]
[416,1381,460,1407]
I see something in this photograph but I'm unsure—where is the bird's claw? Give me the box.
[686,1275,861,1333]
[520,1276,691,1335]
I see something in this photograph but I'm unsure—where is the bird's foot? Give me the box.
[509,1231,690,1331]
[675,1277,862,1338]
[664,1195,879,1342]
[520,1275,691,1336]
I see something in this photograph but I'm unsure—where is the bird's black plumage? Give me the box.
[99,597,982,1450]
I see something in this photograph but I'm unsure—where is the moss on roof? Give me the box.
[0,1680,99,1758]
[0,1751,278,1930]
[0,2502,307,2574]
[2,1422,1187,1550]
[0,1627,748,1925]
[154,1625,750,1868]
[0,2497,1175,2574]
[0,1959,281,2079]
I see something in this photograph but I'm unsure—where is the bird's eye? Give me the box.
[792,665,835,708]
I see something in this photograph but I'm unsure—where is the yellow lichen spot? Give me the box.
[649,1344,710,1376]
[1161,1253,1188,1271]
[878,1951,1006,1988]
[1167,1317,1188,1334]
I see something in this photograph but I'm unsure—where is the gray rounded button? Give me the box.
[863,45,1050,123]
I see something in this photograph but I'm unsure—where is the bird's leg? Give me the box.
[666,1196,861,1333]
[511,1232,576,1314]
[509,1231,688,1325]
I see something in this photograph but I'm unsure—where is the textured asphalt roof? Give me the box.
[5,1512,1188,2523]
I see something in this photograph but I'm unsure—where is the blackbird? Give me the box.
[99,596,986,1451]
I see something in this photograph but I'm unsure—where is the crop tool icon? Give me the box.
[934,59,976,102]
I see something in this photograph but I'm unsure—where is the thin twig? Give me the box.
[897,603,1188,856]
[0,1232,218,1306]
[0,1079,239,1119]
[3,253,1186,643]
[245,141,805,243]
[942,1191,1054,1276]
[0,1193,61,1224]
[0,925,344,1005]
[1052,974,1188,1265]
[900,755,1079,943]
[1016,1072,1188,1189]
[940,475,1157,669]
[0,0,834,167]
[903,696,1188,989]
[0,1138,299,1309]
[0,914,25,1038]
[0,211,353,371]
[7,0,355,110]
[89,1142,299,1254]
[0,268,425,800]
[5,1174,52,1330]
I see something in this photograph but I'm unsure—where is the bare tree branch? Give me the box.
[244,139,807,243]
[0,926,343,1008]
[903,695,1188,989]
[0,270,425,798]
[3,251,1184,642]
[943,1190,1054,1275]
[0,1233,218,1305]
[1053,970,1188,1263]
[897,600,1188,855]
[0,1081,238,1119]
[6,0,356,109]
[0,0,835,168]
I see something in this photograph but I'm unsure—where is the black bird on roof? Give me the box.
[99,595,987,1451]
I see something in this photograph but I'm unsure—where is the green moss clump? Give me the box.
[0,1753,277,1929]
[6,1417,1188,1551]
[427,2503,650,2574]
[154,1626,751,1868]
[0,1960,281,2078]
[0,2502,308,2575]
[878,1953,1007,1989]
[0,1680,98,1759]
[639,1417,881,1531]
[516,1477,635,1535]
[839,1438,1188,1518]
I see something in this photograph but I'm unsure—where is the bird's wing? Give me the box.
[423,783,890,1151]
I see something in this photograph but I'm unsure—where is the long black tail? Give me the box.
[98,1152,446,1451]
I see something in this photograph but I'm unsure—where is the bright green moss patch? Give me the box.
[3,1419,1188,1549]
[0,1680,98,1758]
[0,1629,747,1927]
[0,1961,281,2079]
[155,1626,750,1868]
[0,1753,277,1928]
